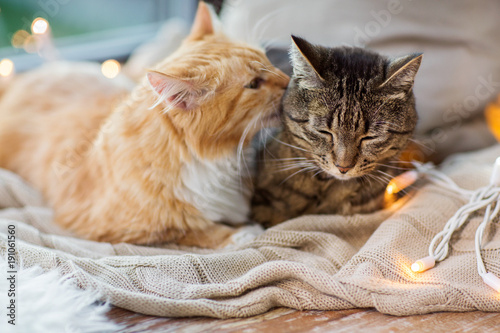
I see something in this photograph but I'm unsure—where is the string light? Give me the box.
[101,59,121,79]
[405,158,500,293]
[383,159,500,292]
[0,59,14,77]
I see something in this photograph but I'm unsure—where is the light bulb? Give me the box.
[411,256,435,273]
[386,170,418,195]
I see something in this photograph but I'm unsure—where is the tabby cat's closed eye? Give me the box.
[318,130,333,141]
[360,136,377,142]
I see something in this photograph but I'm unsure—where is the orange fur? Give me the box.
[0,2,288,247]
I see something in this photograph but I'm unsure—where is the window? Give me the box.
[0,0,197,72]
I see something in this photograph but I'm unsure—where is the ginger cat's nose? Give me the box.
[275,69,290,89]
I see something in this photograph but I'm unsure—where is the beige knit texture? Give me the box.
[1,145,500,318]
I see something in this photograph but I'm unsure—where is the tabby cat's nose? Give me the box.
[335,165,352,174]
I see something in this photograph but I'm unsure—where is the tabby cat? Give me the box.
[252,36,422,227]
[0,2,288,248]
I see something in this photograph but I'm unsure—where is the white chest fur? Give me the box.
[176,152,252,224]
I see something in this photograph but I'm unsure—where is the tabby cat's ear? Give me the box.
[188,1,214,41]
[289,35,325,89]
[379,53,423,94]
[147,71,206,111]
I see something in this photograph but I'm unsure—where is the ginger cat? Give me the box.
[0,2,289,248]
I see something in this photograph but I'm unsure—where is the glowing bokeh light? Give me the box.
[31,17,49,34]
[486,101,500,142]
[0,59,14,77]
[23,35,38,53]
[11,30,30,48]
[101,59,121,79]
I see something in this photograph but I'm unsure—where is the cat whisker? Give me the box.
[270,157,308,161]
[275,166,313,173]
[375,163,412,171]
[236,114,262,180]
[273,157,315,164]
[397,181,421,196]
[360,175,373,187]
[279,166,318,184]
[374,171,392,184]
[257,131,274,164]
[408,138,435,152]
[262,37,282,52]
[375,170,392,180]
[261,124,311,154]
[252,17,274,47]
[270,99,280,113]
[249,61,287,79]
[311,168,326,179]
[258,118,282,162]
[377,169,395,180]
[249,7,286,47]
[388,160,414,164]
[274,160,315,167]
[366,174,389,187]
[272,137,310,153]
[274,161,316,172]
[365,174,382,185]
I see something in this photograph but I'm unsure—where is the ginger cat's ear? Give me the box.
[147,71,207,111]
[188,1,214,41]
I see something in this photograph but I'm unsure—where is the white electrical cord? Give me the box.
[400,157,500,292]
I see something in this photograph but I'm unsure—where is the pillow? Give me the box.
[221,0,500,160]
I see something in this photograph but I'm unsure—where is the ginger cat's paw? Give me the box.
[225,224,264,249]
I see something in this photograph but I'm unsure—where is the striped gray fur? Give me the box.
[252,36,422,227]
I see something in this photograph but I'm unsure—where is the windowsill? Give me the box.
[0,22,163,72]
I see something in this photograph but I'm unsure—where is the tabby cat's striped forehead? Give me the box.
[316,46,387,85]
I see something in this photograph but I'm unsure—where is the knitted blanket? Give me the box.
[1,145,500,318]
